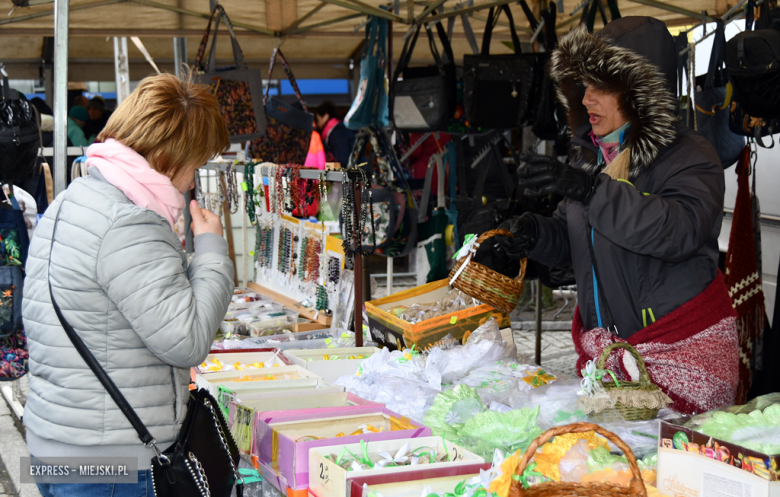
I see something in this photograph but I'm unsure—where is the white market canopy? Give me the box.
[1,0,735,81]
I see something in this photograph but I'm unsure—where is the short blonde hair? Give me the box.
[98,73,230,177]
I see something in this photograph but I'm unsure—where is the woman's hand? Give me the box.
[189,200,224,237]
[519,155,596,204]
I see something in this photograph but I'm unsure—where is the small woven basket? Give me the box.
[589,343,670,422]
[448,229,528,313]
[508,422,648,497]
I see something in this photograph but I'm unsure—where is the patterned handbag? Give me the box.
[0,198,30,381]
[194,5,266,143]
[250,48,313,165]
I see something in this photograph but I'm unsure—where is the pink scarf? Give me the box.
[321,117,340,144]
[85,139,185,230]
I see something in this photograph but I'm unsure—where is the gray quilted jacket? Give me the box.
[23,168,233,469]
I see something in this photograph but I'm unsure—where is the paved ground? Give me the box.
[0,376,39,497]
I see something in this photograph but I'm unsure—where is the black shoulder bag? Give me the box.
[47,214,242,497]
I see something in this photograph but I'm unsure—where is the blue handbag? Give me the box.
[344,16,390,130]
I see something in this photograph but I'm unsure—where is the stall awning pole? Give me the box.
[114,37,130,106]
[52,0,68,196]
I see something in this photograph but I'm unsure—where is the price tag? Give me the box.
[241,181,248,192]
[318,461,331,490]
[450,316,458,324]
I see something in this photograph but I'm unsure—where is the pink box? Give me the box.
[255,406,430,489]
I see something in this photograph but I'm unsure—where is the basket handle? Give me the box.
[596,342,652,388]
[474,229,528,281]
[508,422,648,497]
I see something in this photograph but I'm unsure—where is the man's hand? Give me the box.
[190,200,224,237]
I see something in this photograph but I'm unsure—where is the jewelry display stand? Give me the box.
[203,161,364,345]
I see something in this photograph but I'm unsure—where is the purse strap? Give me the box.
[448,8,479,55]
[263,48,307,111]
[418,149,446,223]
[704,21,727,91]
[195,5,247,73]
[46,213,162,454]
[482,5,522,55]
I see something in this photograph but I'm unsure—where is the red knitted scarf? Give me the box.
[723,146,766,403]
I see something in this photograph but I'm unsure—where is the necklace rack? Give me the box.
[226,161,240,214]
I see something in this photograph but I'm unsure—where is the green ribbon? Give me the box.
[579,360,621,395]
[238,468,263,484]
[453,234,478,260]
[512,462,545,489]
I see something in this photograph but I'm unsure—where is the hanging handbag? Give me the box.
[0,73,40,184]
[729,102,778,148]
[194,5,266,144]
[726,28,780,118]
[455,133,517,246]
[443,11,481,134]
[345,17,390,131]
[462,5,542,130]
[47,214,243,497]
[391,22,455,132]
[532,2,569,145]
[416,149,447,285]
[687,21,745,168]
[249,48,313,165]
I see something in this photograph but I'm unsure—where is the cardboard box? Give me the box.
[309,436,484,497]
[239,392,376,414]
[195,365,322,396]
[657,420,780,497]
[365,279,510,351]
[284,347,381,382]
[256,408,429,489]
[235,382,344,402]
[196,349,290,374]
[348,464,491,497]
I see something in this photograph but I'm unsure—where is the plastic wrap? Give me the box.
[334,373,440,424]
[513,379,589,429]
[456,361,557,406]
[395,288,479,324]
[425,318,512,386]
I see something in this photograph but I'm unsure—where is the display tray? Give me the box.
[238,392,376,414]
[256,408,429,489]
[196,348,290,374]
[348,464,491,497]
[309,436,484,497]
[234,381,344,401]
[195,364,322,395]
[366,279,510,351]
[283,347,381,382]
[657,419,780,497]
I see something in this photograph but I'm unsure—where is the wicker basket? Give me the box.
[588,343,670,422]
[508,422,648,497]
[448,229,528,313]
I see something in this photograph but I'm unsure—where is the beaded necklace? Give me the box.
[243,163,257,225]
[226,161,240,214]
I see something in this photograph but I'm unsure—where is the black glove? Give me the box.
[472,214,537,278]
[518,156,596,204]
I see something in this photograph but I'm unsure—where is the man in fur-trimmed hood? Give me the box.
[478,17,739,414]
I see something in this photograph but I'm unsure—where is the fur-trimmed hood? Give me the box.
[550,17,678,180]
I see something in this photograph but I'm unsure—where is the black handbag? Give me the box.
[47,215,242,497]
[194,5,266,144]
[391,22,455,132]
[726,28,780,118]
[0,73,40,184]
[686,21,745,168]
[455,133,517,246]
[462,5,542,130]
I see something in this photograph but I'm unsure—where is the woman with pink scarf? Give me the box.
[22,74,233,496]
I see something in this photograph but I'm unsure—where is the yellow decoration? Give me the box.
[349,429,364,436]
[488,449,522,497]
[533,432,610,482]
[521,370,557,388]
[324,355,330,361]
[234,362,246,370]
[335,432,345,437]
[365,424,382,433]
[403,352,413,361]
